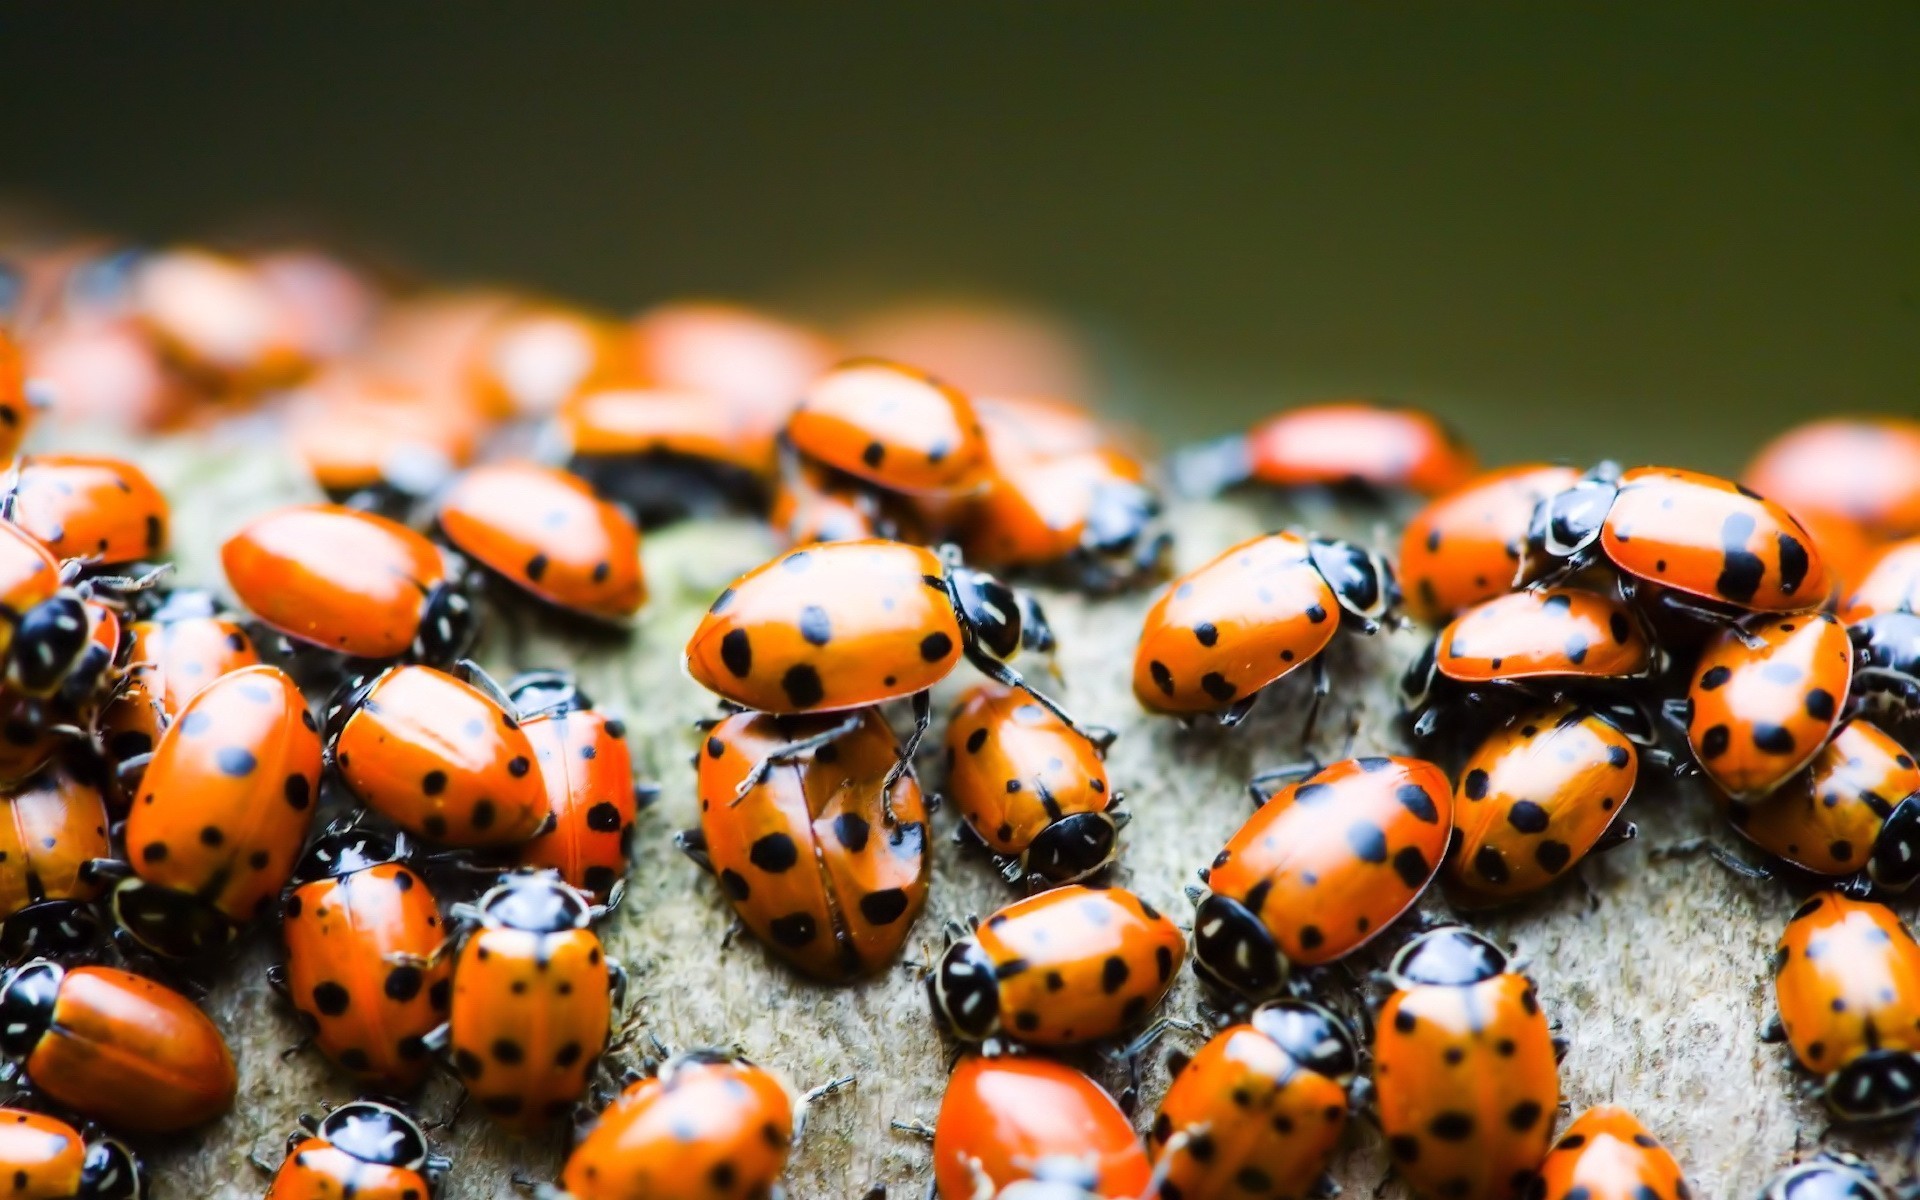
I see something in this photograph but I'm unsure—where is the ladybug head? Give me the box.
[0,959,63,1058]
[110,879,236,960]
[1825,1049,1920,1124]
[77,1136,144,1200]
[317,1101,431,1171]
[0,901,101,962]
[1188,892,1287,1004]
[412,579,478,666]
[1388,927,1507,988]
[1761,1152,1888,1200]
[1022,812,1120,887]
[1305,538,1397,632]
[929,938,1000,1041]
[478,869,593,933]
[7,594,92,697]
[1399,635,1440,712]
[294,826,409,884]
[1526,474,1618,566]
[1081,479,1159,556]
[1852,611,1920,678]
[507,669,592,719]
[1250,999,1360,1085]
[1000,1155,1102,1199]
[949,567,1027,663]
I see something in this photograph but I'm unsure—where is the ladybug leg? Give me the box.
[1649,837,1773,881]
[1298,656,1331,747]
[674,827,712,872]
[964,650,1084,739]
[879,691,935,820]
[1247,759,1325,807]
[792,1073,856,1142]
[733,713,866,804]
[1654,591,1768,650]
[889,1118,935,1139]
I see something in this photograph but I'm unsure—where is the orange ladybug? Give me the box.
[1148,1000,1359,1200]
[275,828,452,1094]
[1768,891,1920,1121]
[432,870,619,1133]
[1398,464,1584,623]
[1175,400,1476,498]
[1723,719,1920,891]
[929,884,1182,1048]
[629,302,836,430]
[265,1100,449,1200]
[785,359,989,495]
[958,447,1167,592]
[1844,536,1920,621]
[328,664,550,848]
[682,708,929,981]
[0,765,111,961]
[1531,1107,1689,1200]
[1193,756,1450,1002]
[96,590,260,786]
[943,683,1124,888]
[559,385,775,526]
[1681,612,1853,802]
[770,460,922,547]
[0,521,123,704]
[222,504,476,663]
[466,301,631,419]
[1373,927,1561,1200]
[0,331,40,464]
[0,961,237,1133]
[289,371,479,509]
[1745,416,1920,545]
[3,455,167,567]
[0,1107,142,1200]
[511,673,646,903]
[435,462,645,622]
[930,1055,1151,1200]
[133,247,309,394]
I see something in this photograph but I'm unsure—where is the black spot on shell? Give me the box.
[1464,770,1489,801]
[860,888,910,925]
[1753,723,1796,754]
[1700,725,1731,759]
[216,747,257,777]
[965,727,988,753]
[1778,533,1811,594]
[769,913,816,946]
[720,629,753,677]
[385,966,423,1002]
[861,442,885,468]
[1397,784,1439,823]
[1805,689,1836,721]
[1101,955,1130,993]
[1193,622,1218,647]
[1392,845,1431,888]
[1507,801,1550,834]
[750,832,799,873]
[311,982,350,1017]
[524,554,549,582]
[1535,840,1572,873]
[1474,846,1510,885]
[798,605,833,646]
[720,868,750,900]
[285,774,312,809]
[1607,745,1630,768]
[1715,513,1764,602]
[920,632,953,662]
[834,813,871,852]
[781,665,824,708]
[1429,1112,1475,1140]
[1200,673,1236,702]
[1149,660,1174,696]
[1507,1101,1542,1131]
[585,802,622,832]
[1345,820,1388,863]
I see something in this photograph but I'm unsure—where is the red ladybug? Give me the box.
[785,359,990,496]
[1134,531,1397,729]
[3,455,167,568]
[511,673,646,903]
[770,459,924,548]
[464,300,630,420]
[0,764,111,960]
[265,1100,449,1200]
[1745,416,1920,545]
[97,589,260,789]
[929,1055,1151,1200]
[222,504,476,662]
[0,961,237,1133]
[1398,464,1583,623]
[1174,401,1476,498]
[0,1107,142,1200]
[1530,1106,1689,1200]
[1845,537,1920,621]
[1193,756,1450,1002]
[436,462,645,621]
[1680,612,1852,802]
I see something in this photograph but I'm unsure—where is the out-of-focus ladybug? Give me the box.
[328,663,550,848]
[1373,927,1561,1200]
[511,673,646,904]
[0,1108,143,1200]
[630,302,837,429]
[785,359,989,496]
[430,870,620,1134]
[222,504,476,663]
[1679,612,1852,802]
[1754,1152,1894,1200]
[930,884,1182,1049]
[0,765,111,961]
[133,247,310,395]
[1745,417,1920,545]
[275,827,452,1094]
[1850,610,1920,731]
[436,462,645,622]
[1768,891,1920,1122]
[1398,464,1583,624]
[770,460,924,548]
[682,708,929,981]
[1134,531,1396,730]
[1520,464,1829,616]
[0,331,41,464]
[288,371,480,512]
[1445,702,1642,907]
[943,683,1123,889]
[102,664,321,958]
[96,589,260,785]
[927,1055,1151,1200]
[2,455,167,567]
[265,1099,449,1200]
[1173,400,1477,499]
[1148,1000,1360,1200]
[1845,538,1920,622]
[959,448,1167,593]
[1530,1106,1689,1200]
[0,960,237,1133]
[1192,756,1450,1003]
[558,386,775,526]
[466,301,631,420]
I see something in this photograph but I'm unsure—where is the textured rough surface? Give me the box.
[121,438,1896,1199]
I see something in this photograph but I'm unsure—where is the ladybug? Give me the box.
[929,883,1183,1048]
[1373,927,1561,1200]
[1147,1000,1360,1200]
[1398,464,1584,623]
[1521,464,1829,616]
[0,1108,142,1200]
[559,385,775,526]
[630,302,836,429]
[464,301,630,420]
[770,460,925,548]
[1850,610,1920,728]
[958,448,1167,593]
[1191,756,1450,1003]
[265,1099,449,1200]
[102,664,320,958]
[785,359,989,496]
[1722,719,1920,892]
[681,708,929,981]
[1680,612,1852,802]
[928,1055,1151,1200]
[328,664,551,848]
[1744,417,1920,545]
[1173,400,1476,499]
[1444,702,1642,907]
[1844,537,1920,621]
[0,521,126,705]
[431,870,620,1133]
[0,764,111,960]
[943,683,1124,889]
[222,504,476,663]
[2,455,167,568]
[289,372,479,512]
[0,330,40,464]
[1767,891,1920,1121]
[1530,1107,1689,1200]
[0,961,237,1133]
[435,462,646,622]
[274,827,452,1093]
[96,589,260,782]
[1755,1153,1896,1200]
[133,247,310,394]
[1133,531,1397,728]
[511,673,646,904]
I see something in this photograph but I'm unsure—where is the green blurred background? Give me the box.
[4,4,1914,471]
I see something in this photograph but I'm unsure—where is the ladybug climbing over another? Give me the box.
[105,664,321,958]
[1398,464,1583,623]
[0,764,112,961]
[3,455,168,568]
[430,870,620,1134]
[1172,400,1477,499]
[97,590,260,789]
[1373,927,1561,1200]
[1520,463,1829,616]
[0,331,40,464]
[1192,756,1450,1003]
[511,673,646,904]
[1768,891,1920,1122]
[1844,538,1920,622]
[1147,1000,1360,1200]
[1530,1106,1690,1200]
[682,707,929,981]
[785,359,989,496]
[1680,612,1853,802]
[436,462,645,622]
[274,827,452,1094]
[1754,1153,1895,1200]
[0,961,237,1134]
[222,504,476,663]
[944,683,1124,889]
[1134,531,1397,729]
[929,1055,1152,1200]
[930,884,1183,1049]
[265,1100,449,1200]
[1745,417,1920,545]
[0,1108,142,1200]
[328,664,551,849]
[1445,702,1642,907]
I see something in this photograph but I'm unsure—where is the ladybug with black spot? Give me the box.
[0,1107,143,1200]
[1745,416,1920,546]
[1531,1107,1690,1200]
[1172,400,1477,499]
[1191,756,1450,1003]
[265,1099,449,1200]
[0,331,41,465]
[1845,537,1920,622]
[274,826,452,1094]
[0,520,135,711]
[511,672,649,904]
[1678,612,1852,802]
[435,462,645,622]
[1398,464,1582,623]
[558,384,775,527]
[930,883,1183,1050]
[1767,891,1920,1122]
[1372,927,1561,1200]
[1134,531,1397,731]
[785,359,991,496]
[2,454,168,568]
[0,764,112,961]
[680,707,929,981]
[926,1055,1152,1200]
